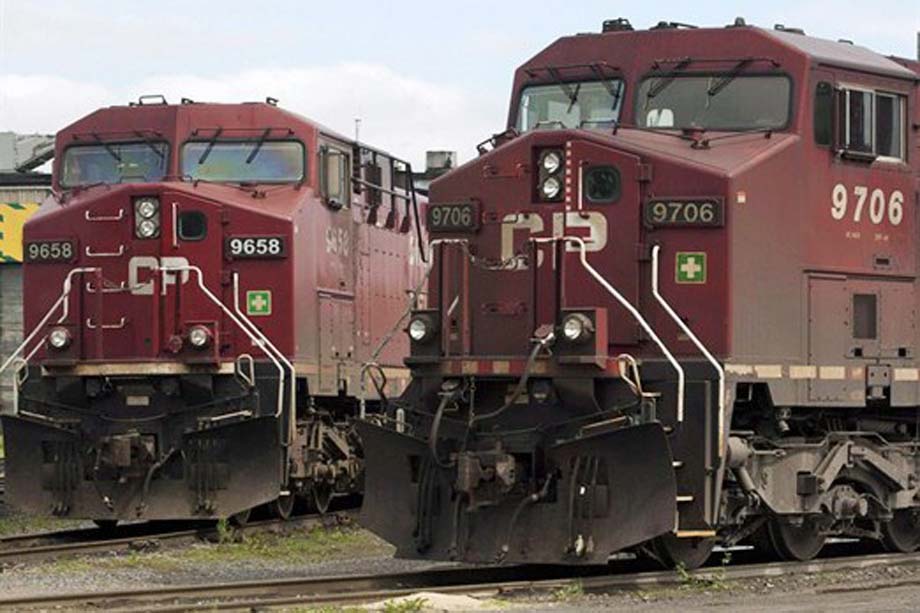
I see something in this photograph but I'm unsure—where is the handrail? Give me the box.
[84,209,124,222]
[159,265,287,420]
[534,236,686,421]
[85,245,125,258]
[231,273,297,446]
[357,238,467,417]
[651,244,726,454]
[0,267,99,379]
[0,267,100,415]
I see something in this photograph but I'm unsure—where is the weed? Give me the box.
[551,580,584,601]
[216,518,234,544]
[382,597,428,613]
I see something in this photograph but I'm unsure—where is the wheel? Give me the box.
[650,533,715,570]
[881,508,920,553]
[269,494,296,521]
[229,507,252,527]
[764,516,826,561]
[312,483,333,514]
[93,519,118,531]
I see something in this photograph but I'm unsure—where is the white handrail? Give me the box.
[0,267,99,378]
[651,244,726,455]
[535,236,686,421]
[231,273,297,446]
[159,265,287,420]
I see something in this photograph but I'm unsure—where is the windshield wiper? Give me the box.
[707,58,754,98]
[546,67,580,112]
[133,130,166,160]
[197,127,224,165]
[246,128,272,164]
[589,63,623,110]
[645,57,692,101]
[92,133,122,162]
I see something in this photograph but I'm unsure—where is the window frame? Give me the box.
[177,210,208,242]
[59,140,170,188]
[633,71,795,132]
[836,83,907,162]
[318,144,351,209]
[514,77,627,133]
[179,138,307,184]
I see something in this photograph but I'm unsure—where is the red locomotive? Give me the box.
[359,19,920,567]
[0,97,425,523]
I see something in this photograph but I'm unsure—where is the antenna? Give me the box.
[355,118,362,143]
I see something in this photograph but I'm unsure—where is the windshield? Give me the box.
[517,80,624,131]
[61,142,168,187]
[637,75,790,130]
[181,141,304,183]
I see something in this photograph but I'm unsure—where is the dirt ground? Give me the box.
[2,514,920,611]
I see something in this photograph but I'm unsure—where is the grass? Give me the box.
[0,512,86,537]
[0,431,5,459]
[44,523,387,575]
[551,580,584,601]
[675,552,733,592]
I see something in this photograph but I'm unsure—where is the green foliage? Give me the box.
[551,580,585,601]
[675,552,733,592]
[382,597,428,613]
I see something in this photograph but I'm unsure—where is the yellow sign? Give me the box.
[0,202,41,263]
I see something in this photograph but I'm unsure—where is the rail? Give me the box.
[651,244,726,453]
[534,236,686,421]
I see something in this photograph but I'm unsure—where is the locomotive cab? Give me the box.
[360,20,920,567]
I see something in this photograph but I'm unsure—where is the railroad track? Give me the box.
[4,546,920,611]
[0,512,350,565]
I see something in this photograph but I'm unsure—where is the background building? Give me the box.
[0,132,53,410]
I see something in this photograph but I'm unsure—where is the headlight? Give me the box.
[137,219,159,238]
[562,313,593,343]
[135,198,159,219]
[188,325,211,349]
[541,151,562,174]
[408,317,430,342]
[541,177,561,200]
[48,327,71,350]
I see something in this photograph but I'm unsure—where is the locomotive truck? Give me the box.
[358,19,920,568]
[0,97,425,523]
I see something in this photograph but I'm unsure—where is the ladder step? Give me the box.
[676,495,694,503]
[672,461,684,469]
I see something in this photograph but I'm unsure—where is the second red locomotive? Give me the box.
[1,97,425,522]
[359,19,920,567]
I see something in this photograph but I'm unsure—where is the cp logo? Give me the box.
[500,212,608,271]
[128,256,190,296]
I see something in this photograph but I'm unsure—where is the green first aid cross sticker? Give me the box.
[247,290,272,316]
[676,252,707,284]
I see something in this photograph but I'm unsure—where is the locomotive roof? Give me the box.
[764,28,917,80]
[519,24,917,82]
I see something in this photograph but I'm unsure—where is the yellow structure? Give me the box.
[0,201,41,263]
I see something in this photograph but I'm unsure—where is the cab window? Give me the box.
[61,141,168,187]
[518,80,625,131]
[319,146,350,207]
[181,140,305,182]
[837,87,906,160]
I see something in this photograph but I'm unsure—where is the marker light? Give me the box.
[541,177,561,200]
[188,325,211,349]
[408,317,430,342]
[48,327,72,350]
